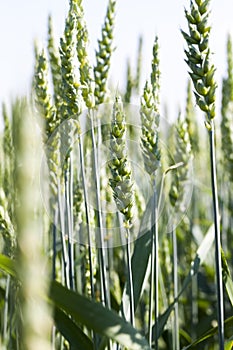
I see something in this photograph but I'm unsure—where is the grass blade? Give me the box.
[54,308,93,350]
[182,316,233,350]
[0,254,16,277]
[50,281,150,350]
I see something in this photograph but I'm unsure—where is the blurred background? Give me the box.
[0,0,233,121]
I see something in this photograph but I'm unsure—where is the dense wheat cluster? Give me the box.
[0,0,233,349]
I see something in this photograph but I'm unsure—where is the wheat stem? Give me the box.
[89,110,110,308]
[126,227,135,327]
[65,155,75,290]
[209,124,224,350]
[182,1,225,346]
[148,177,159,349]
[57,180,70,288]
[172,227,179,350]
[52,208,58,280]
[78,136,95,300]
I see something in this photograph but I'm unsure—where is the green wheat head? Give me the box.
[221,35,233,182]
[48,15,62,109]
[182,0,217,130]
[94,0,116,105]
[2,103,14,214]
[59,4,81,120]
[75,0,95,109]
[34,50,61,201]
[169,115,192,209]
[185,80,199,153]
[34,50,57,138]
[0,188,15,256]
[109,96,135,228]
[124,59,134,103]
[135,36,143,93]
[140,36,161,176]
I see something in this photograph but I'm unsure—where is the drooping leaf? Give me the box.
[221,247,233,306]
[179,224,214,295]
[182,316,233,349]
[54,308,93,350]
[224,339,233,350]
[50,281,150,350]
[0,254,16,277]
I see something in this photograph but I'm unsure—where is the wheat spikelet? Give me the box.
[221,35,233,182]
[34,50,60,200]
[47,15,62,109]
[59,4,81,120]
[140,36,161,177]
[135,36,143,93]
[169,115,192,210]
[185,80,199,153]
[109,96,135,228]
[94,0,116,105]
[124,60,134,103]
[34,50,57,138]
[182,0,217,129]
[75,0,95,109]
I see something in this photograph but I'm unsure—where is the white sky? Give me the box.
[0,0,233,120]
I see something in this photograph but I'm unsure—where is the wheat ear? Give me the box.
[94,0,116,105]
[182,1,224,347]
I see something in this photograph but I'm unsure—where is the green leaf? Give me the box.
[225,275,233,306]
[0,254,16,277]
[225,340,233,350]
[54,308,93,350]
[121,229,151,321]
[179,224,214,295]
[182,316,233,349]
[221,247,233,306]
[50,281,150,350]
[150,225,215,340]
[121,196,152,321]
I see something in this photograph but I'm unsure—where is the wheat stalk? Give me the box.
[75,0,111,312]
[109,95,135,325]
[182,1,224,348]
[140,35,161,349]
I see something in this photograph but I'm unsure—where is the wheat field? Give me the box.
[0,0,233,349]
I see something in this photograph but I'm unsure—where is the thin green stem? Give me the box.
[57,180,70,288]
[126,227,135,326]
[172,227,179,350]
[89,109,110,308]
[65,155,75,290]
[78,136,95,300]
[3,275,10,340]
[191,274,198,339]
[148,177,159,349]
[78,135,98,350]
[52,207,58,280]
[209,124,224,350]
